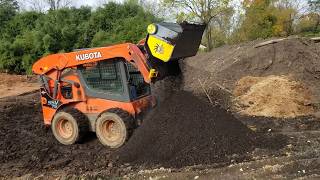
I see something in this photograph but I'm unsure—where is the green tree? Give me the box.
[210,6,234,47]
[309,0,320,12]
[89,1,158,47]
[0,0,19,33]
[237,0,277,41]
[0,1,158,74]
[163,0,231,50]
[2,11,42,40]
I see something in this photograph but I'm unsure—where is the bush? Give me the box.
[0,2,158,74]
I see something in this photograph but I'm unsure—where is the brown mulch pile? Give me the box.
[233,75,314,118]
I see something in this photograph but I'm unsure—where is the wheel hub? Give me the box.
[57,119,73,138]
[102,120,121,142]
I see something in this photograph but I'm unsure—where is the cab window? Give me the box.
[78,60,124,95]
[125,62,150,99]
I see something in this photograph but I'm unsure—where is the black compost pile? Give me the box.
[115,90,255,167]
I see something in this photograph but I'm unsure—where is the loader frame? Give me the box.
[33,43,156,130]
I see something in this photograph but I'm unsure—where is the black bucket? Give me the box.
[146,22,206,61]
[145,22,206,81]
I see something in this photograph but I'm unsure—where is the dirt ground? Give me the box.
[1,85,319,179]
[0,73,38,98]
[1,38,320,179]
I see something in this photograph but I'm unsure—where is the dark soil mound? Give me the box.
[115,90,255,167]
[184,38,320,109]
[218,38,320,87]
[0,93,115,177]
[187,38,320,84]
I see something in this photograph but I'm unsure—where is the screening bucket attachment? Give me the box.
[145,22,206,80]
[146,22,206,62]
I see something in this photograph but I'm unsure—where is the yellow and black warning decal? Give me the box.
[147,35,175,62]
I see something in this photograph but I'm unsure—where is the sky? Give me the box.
[18,0,118,11]
[19,0,309,16]
[76,0,102,7]
[75,0,123,8]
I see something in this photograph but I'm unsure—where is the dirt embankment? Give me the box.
[185,38,320,118]
[188,38,320,86]
[0,73,38,98]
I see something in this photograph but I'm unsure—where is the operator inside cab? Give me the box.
[77,59,150,102]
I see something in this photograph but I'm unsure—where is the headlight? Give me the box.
[147,24,157,34]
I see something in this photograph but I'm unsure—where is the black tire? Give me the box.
[96,108,134,148]
[51,108,89,145]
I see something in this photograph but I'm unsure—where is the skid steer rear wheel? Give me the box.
[51,109,88,145]
[96,109,133,148]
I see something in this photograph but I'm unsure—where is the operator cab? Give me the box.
[77,59,150,102]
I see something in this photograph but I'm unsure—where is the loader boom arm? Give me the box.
[32,43,154,83]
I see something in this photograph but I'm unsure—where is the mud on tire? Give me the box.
[51,108,89,145]
[96,108,134,148]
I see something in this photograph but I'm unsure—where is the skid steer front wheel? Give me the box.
[96,109,133,148]
[51,109,88,145]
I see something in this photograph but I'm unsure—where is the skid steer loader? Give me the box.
[32,22,205,148]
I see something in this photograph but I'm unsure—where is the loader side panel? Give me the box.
[39,70,87,125]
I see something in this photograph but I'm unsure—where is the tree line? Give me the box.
[165,0,319,50]
[0,0,158,74]
[0,0,319,74]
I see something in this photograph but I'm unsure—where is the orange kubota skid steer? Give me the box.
[32,22,205,148]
